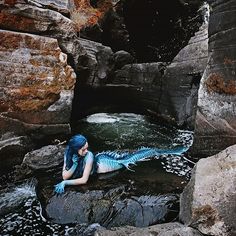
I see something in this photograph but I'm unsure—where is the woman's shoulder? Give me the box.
[85,151,94,160]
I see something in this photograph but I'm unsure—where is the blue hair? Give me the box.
[65,134,87,168]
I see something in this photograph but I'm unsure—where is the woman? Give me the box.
[54,134,95,194]
[54,134,189,193]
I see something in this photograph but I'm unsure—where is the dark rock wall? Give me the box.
[122,0,204,62]
[191,0,236,157]
[83,0,204,63]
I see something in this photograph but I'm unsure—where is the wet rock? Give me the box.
[104,194,178,228]
[46,190,111,224]
[0,134,33,169]
[191,0,236,156]
[46,187,178,227]
[22,144,65,171]
[180,144,236,236]
[94,222,203,236]
[77,223,105,236]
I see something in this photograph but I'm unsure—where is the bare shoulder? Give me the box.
[85,151,94,162]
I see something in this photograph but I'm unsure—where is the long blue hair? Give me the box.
[64,134,87,168]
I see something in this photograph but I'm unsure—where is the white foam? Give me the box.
[0,180,36,212]
[86,113,119,123]
[86,113,145,124]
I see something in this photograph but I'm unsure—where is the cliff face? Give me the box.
[0,0,79,139]
[0,0,235,158]
[191,0,236,157]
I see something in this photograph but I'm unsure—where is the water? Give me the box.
[75,113,193,152]
[75,113,194,178]
[0,112,194,235]
[0,180,75,236]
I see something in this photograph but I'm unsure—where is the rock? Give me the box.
[0,30,76,137]
[78,38,114,85]
[113,62,166,86]
[94,222,203,236]
[0,1,76,37]
[180,144,236,236]
[108,62,166,116]
[0,134,33,169]
[113,50,135,70]
[158,22,208,128]
[77,223,105,236]
[69,0,111,31]
[28,0,71,15]
[104,194,178,228]
[22,144,65,170]
[75,20,208,127]
[191,0,236,156]
[0,0,87,73]
[46,190,111,224]
[96,3,131,52]
[46,187,178,227]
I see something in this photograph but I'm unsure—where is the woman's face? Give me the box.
[78,142,88,156]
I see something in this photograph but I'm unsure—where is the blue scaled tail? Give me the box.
[95,146,188,173]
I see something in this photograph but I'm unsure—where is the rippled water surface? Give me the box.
[0,180,75,236]
[75,113,193,151]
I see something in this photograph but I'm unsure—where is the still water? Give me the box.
[0,113,194,235]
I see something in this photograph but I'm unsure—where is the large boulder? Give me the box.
[0,1,76,37]
[191,0,236,156]
[180,144,236,236]
[0,0,84,71]
[46,187,178,227]
[22,144,65,171]
[0,30,76,138]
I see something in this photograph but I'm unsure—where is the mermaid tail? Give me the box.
[95,146,188,173]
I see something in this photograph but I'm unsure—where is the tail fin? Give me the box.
[155,146,188,156]
[119,146,189,171]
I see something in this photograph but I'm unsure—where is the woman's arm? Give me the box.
[62,163,77,180]
[64,152,94,185]
[55,152,94,194]
[62,154,78,180]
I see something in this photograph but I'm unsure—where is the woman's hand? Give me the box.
[54,181,66,194]
[72,155,78,165]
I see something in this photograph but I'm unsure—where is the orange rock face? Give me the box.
[71,0,113,30]
[0,30,76,127]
